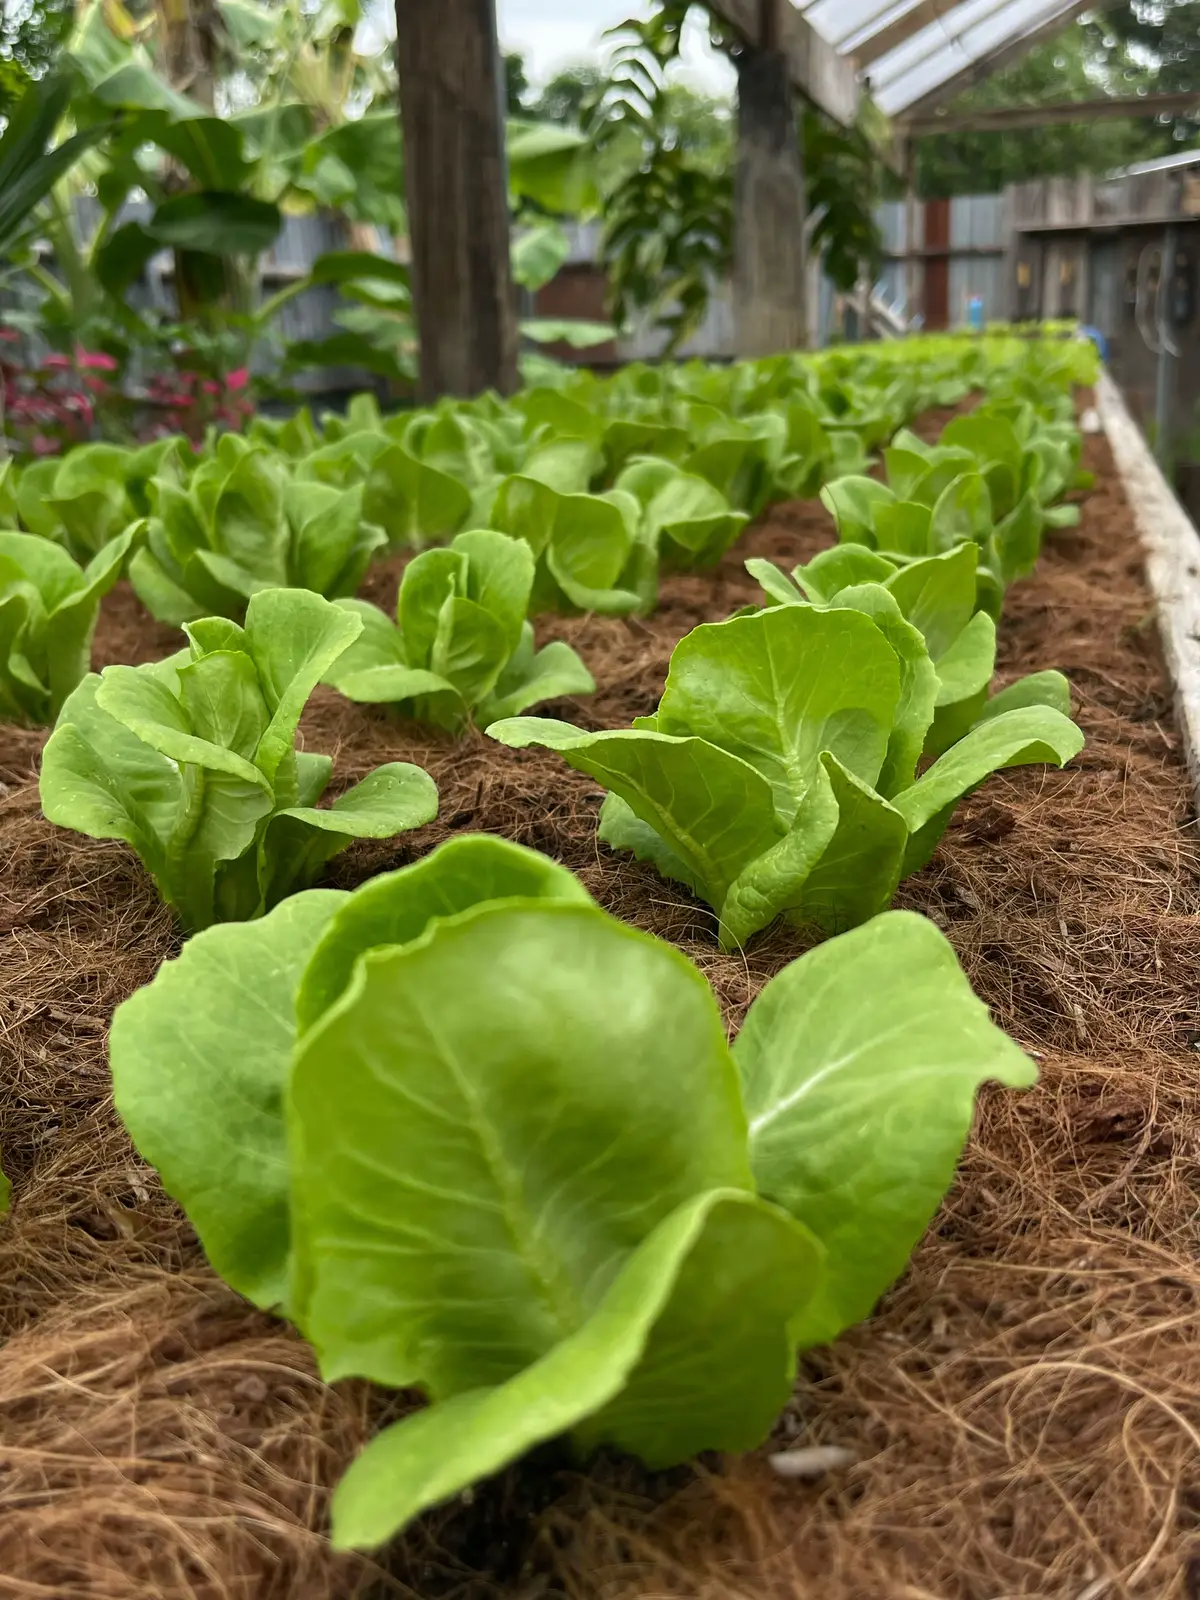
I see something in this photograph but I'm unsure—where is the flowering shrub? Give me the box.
[143,362,253,442]
[0,338,118,455]
[0,328,256,452]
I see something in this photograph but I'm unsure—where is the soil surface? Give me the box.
[2,419,1198,1598]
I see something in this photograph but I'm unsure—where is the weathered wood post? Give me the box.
[395,0,519,399]
[733,0,808,355]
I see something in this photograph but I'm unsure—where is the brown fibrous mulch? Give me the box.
[1,421,1198,1599]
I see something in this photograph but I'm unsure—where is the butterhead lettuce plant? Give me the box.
[296,427,474,550]
[935,407,1089,529]
[324,528,595,730]
[108,834,1035,1550]
[131,434,387,625]
[14,439,180,561]
[613,457,749,569]
[747,540,1072,756]
[39,588,438,930]
[820,453,1043,618]
[484,471,657,615]
[0,524,139,725]
[489,603,1083,948]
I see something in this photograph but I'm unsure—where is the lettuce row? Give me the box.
[108,834,1036,1551]
[0,336,1088,628]
[489,603,1083,949]
[324,529,594,730]
[284,356,1086,609]
[39,588,438,930]
[0,525,140,725]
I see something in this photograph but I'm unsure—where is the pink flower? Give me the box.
[76,349,118,372]
[31,434,59,455]
[201,380,221,396]
[0,328,18,343]
[42,353,72,371]
[225,367,249,392]
[83,374,111,393]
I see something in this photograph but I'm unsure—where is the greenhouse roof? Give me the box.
[791,0,1089,118]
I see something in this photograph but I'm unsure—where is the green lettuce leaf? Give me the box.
[0,523,140,725]
[288,902,754,1387]
[734,908,1036,1344]
[332,1187,820,1550]
[109,890,347,1308]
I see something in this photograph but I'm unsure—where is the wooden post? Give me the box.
[733,0,808,356]
[395,0,518,400]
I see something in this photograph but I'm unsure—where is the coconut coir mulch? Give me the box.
[1,425,1199,1599]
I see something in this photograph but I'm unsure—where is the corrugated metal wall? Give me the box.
[871,193,1007,337]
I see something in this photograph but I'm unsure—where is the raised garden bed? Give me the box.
[1,403,1197,1599]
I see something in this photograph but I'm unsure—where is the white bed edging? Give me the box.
[1096,370,1200,801]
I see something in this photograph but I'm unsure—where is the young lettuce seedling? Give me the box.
[483,471,658,615]
[489,603,1083,949]
[39,587,437,930]
[108,834,1036,1551]
[324,528,595,731]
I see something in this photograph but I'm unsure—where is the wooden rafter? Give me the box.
[904,89,1200,135]
[705,0,861,126]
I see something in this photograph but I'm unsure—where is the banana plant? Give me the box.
[0,70,111,264]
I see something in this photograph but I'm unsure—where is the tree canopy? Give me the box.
[0,0,74,112]
[914,9,1187,196]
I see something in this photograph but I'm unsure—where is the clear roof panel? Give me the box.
[876,0,1071,111]
[836,0,931,56]
[867,0,1024,88]
[802,0,911,49]
[782,0,1085,116]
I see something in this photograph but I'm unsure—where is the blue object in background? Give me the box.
[1078,325,1109,361]
[967,295,985,331]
